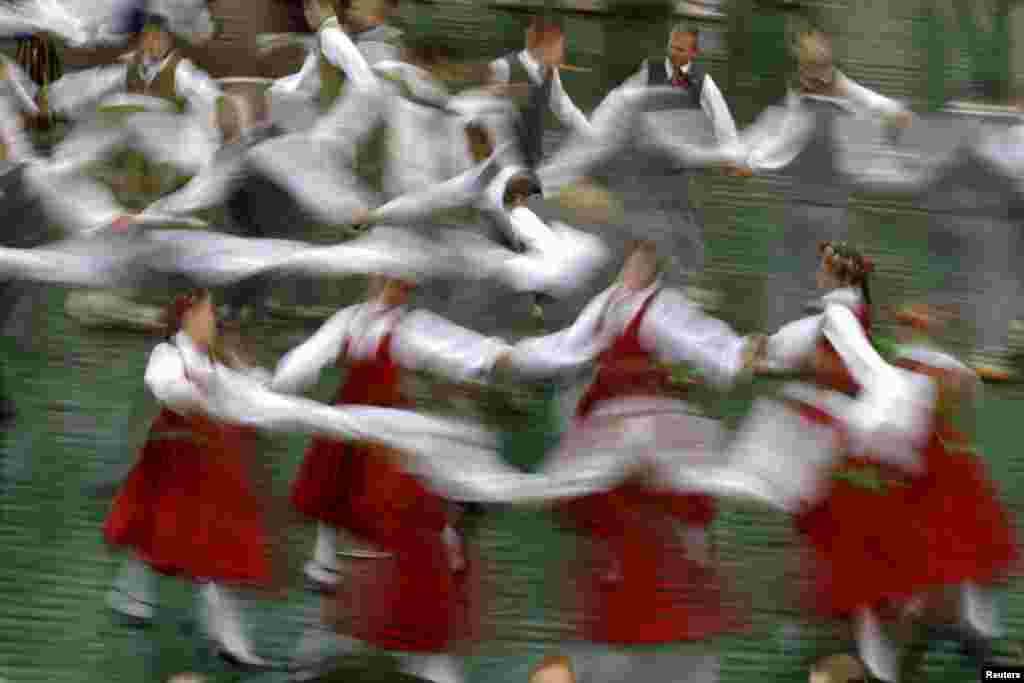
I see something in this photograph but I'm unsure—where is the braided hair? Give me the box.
[818,240,874,307]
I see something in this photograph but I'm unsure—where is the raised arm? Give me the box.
[742,93,817,173]
[369,165,481,225]
[320,19,376,91]
[838,72,906,118]
[700,74,739,146]
[638,289,751,390]
[270,305,360,395]
[146,152,243,215]
[549,68,592,138]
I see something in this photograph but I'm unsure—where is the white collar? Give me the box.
[319,15,340,33]
[613,278,663,303]
[664,58,692,79]
[820,286,861,309]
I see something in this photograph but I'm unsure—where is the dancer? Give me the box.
[736,241,932,682]
[103,288,274,668]
[888,304,1017,678]
[273,266,510,682]
[742,27,910,329]
[502,239,763,683]
[487,13,592,170]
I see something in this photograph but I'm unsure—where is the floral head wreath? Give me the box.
[818,241,873,282]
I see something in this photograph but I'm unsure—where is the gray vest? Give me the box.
[783,96,852,206]
[645,57,705,108]
[505,52,555,170]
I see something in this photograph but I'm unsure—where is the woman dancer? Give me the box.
[887,304,1017,677]
[503,239,763,683]
[103,288,273,669]
[272,268,509,682]
[748,241,933,682]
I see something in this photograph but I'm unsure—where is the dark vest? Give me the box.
[125,51,186,111]
[504,52,555,170]
[783,95,851,206]
[645,57,705,109]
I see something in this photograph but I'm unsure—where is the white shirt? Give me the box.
[271,301,510,395]
[744,74,906,173]
[317,16,377,91]
[509,280,749,390]
[489,49,593,138]
[617,58,738,146]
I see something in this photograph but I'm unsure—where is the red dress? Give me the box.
[298,318,476,652]
[792,305,927,616]
[894,356,1017,588]
[560,289,746,645]
[104,406,272,585]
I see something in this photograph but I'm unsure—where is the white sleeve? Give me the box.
[762,313,824,372]
[310,82,387,150]
[507,289,613,377]
[47,65,127,115]
[147,156,242,215]
[173,59,223,109]
[489,58,511,84]
[700,74,739,146]
[144,343,205,415]
[743,93,815,172]
[839,73,905,118]
[3,58,39,115]
[270,305,359,394]
[821,303,887,390]
[320,25,376,90]
[549,68,592,137]
[271,51,321,95]
[370,166,481,224]
[392,310,510,383]
[638,289,748,390]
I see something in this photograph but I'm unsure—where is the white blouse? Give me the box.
[271,301,510,396]
[508,281,749,390]
[145,331,271,416]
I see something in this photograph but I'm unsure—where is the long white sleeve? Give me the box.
[619,61,650,90]
[392,310,510,383]
[743,94,817,173]
[549,68,592,137]
[821,303,889,392]
[271,305,360,394]
[637,289,748,390]
[507,289,613,377]
[839,73,905,118]
[320,20,376,91]
[762,313,824,372]
[147,151,243,215]
[271,50,321,96]
[173,58,223,110]
[371,164,482,224]
[144,342,206,415]
[700,74,738,146]
[2,57,39,115]
[47,65,127,116]
[310,81,387,150]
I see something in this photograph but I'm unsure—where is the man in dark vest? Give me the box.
[488,15,592,172]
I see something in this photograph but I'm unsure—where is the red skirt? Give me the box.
[290,434,363,528]
[328,444,480,652]
[912,428,1017,587]
[792,404,927,617]
[103,410,271,585]
[560,483,748,645]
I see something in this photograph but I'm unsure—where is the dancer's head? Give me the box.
[503,173,541,209]
[667,23,699,72]
[526,15,565,69]
[620,239,662,291]
[794,29,836,94]
[166,288,216,347]
[139,15,175,65]
[303,0,336,29]
[345,0,400,32]
[816,241,872,305]
[529,654,576,683]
